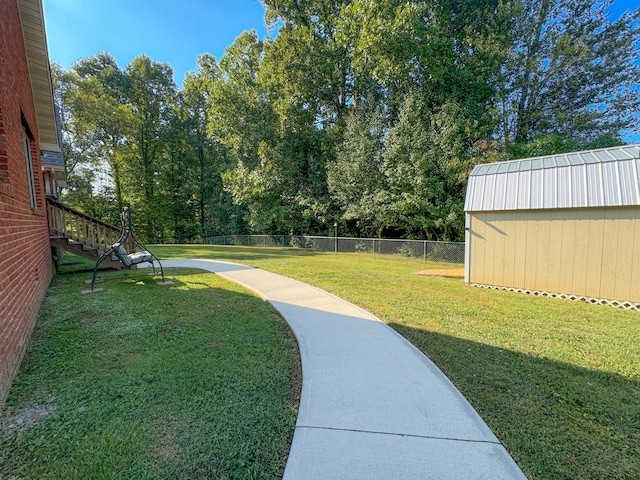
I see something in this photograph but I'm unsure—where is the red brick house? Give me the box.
[0,0,60,403]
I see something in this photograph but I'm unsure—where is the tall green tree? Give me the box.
[181,70,212,238]
[52,56,131,223]
[259,0,383,235]
[73,53,133,214]
[202,32,326,234]
[327,100,391,237]
[328,95,477,240]
[382,96,474,240]
[499,0,640,155]
[262,0,361,128]
[338,0,514,124]
[197,34,281,232]
[122,55,178,240]
[182,60,242,238]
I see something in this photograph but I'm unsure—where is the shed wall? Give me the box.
[467,207,640,303]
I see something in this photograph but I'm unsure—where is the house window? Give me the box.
[23,131,37,207]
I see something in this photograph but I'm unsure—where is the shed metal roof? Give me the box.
[465,145,640,212]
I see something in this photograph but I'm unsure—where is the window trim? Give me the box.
[23,130,37,208]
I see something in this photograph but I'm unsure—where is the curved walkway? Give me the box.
[156,259,526,479]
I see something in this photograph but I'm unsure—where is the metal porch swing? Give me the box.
[85,206,171,293]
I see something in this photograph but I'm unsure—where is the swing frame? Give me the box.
[89,206,166,291]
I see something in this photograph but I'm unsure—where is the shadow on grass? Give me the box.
[152,244,324,263]
[389,323,640,480]
[57,254,111,275]
[73,269,188,294]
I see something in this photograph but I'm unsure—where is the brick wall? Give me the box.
[0,0,54,404]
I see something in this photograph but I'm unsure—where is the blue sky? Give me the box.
[42,0,269,86]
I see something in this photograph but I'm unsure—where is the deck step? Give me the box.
[47,198,127,271]
[50,237,123,270]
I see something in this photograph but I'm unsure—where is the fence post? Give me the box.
[424,240,427,263]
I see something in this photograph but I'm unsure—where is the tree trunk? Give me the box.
[514,0,550,144]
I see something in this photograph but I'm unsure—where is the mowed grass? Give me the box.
[1,267,299,480]
[154,244,640,480]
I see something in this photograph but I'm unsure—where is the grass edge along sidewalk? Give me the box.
[154,244,640,480]
[1,267,300,480]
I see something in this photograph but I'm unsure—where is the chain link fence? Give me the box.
[201,235,464,264]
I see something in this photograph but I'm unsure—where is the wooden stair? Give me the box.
[47,198,134,270]
[50,236,123,269]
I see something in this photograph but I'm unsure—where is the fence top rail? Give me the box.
[202,234,463,245]
[46,197,120,232]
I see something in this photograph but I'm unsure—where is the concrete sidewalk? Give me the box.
[156,259,527,479]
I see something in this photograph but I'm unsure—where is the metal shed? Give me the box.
[464,144,640,306]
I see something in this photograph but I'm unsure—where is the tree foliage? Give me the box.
[55,0,639,241]
[499,0,640,154]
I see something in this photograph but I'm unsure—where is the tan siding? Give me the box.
[472,215,493,285]
[468,207,640,303]
[468,216,479,282]
[482,214,496,285]
[491,212,506,287]
[512,211,527,289]
[534,213,551,290]
[523,211,539,289]
[599,208,620,300]
[612,208,634,301]
[571,212,590,296]
[502,215,515,287]
[559,209,577,295]
[629,208,640,302]
[546,210,564,293]
[584,209,605,298]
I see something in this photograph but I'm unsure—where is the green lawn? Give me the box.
[153,244,640,480]
[1,266,299,480]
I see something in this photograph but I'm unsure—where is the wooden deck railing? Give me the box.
[46,197,128,252]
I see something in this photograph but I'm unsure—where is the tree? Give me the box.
[52,57,131,224]
[262,0,513,238]
[51,0,639,243]
[122,55,178,240]
[382,96,473,240]
[182,60,241,238]
[338,0,514,124]
[72,53,133,213]
[197,34,285,233]
[181,70,211,238]
[327,100,391,237]
[262,0,360,128]
[499,0,640,154]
